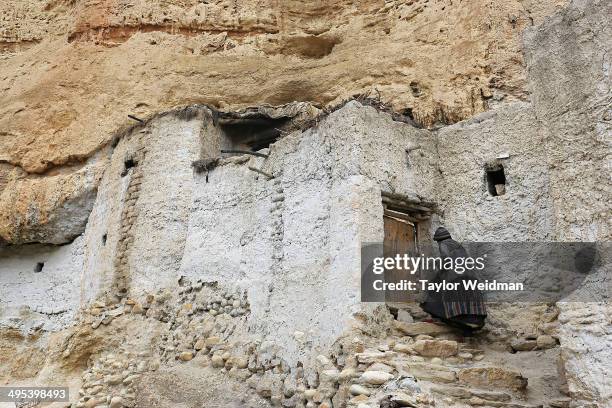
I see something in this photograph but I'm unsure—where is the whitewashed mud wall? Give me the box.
[179,101,438,364]
[435,102,554,242]
[80,111,203,302]
[0,238,84,331]
[0,111,205,331]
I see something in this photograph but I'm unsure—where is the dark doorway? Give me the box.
[486,164,506,196]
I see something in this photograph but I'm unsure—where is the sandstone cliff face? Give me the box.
[0,0,568,244]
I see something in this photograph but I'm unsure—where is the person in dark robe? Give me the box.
[420,227,487,333]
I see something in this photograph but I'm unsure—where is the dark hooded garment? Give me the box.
[422,227,487,331]
[433,227,451,241]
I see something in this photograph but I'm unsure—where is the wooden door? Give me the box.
[383,212,417,302]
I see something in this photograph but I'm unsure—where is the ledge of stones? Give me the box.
[70,286,562,408]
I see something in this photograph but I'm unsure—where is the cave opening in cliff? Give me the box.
[34,262,44,273]
[219,115,291,154]
[486,163,506,196]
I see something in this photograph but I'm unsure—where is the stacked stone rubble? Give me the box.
[113,133,148,296]
[72,283,569,408]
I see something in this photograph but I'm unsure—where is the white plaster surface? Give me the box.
[0,237,84,331]
[177,103,438,363]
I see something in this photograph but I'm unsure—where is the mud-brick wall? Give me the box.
[0,239,84,331]
[434,102,554,242]
[0,109,208,331]
[178,102,438,365]
[82,109,205,301]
